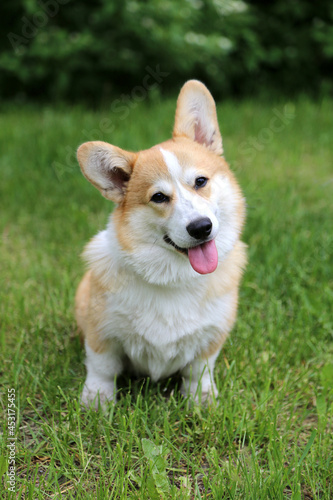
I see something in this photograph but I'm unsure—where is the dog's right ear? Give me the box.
[77,141,136,203]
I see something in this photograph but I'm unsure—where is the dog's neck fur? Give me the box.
[83,217,207,289]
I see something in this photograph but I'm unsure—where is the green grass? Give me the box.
[0,96,332,499]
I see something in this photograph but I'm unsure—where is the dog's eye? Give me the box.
[195,177,208,189]
[151,192,170,204]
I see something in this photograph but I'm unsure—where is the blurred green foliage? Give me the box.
[0,0,332,103]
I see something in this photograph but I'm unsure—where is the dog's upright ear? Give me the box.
[173,80,223,156]
[77,141,136,203]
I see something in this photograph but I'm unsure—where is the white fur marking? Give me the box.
[160,148,182,178]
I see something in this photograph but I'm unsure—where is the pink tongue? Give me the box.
[188,240,218,275]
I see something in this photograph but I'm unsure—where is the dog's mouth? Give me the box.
[163,235,218,275]
[163,235,188,255]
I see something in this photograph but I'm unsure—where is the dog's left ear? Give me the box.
[173,80,223,156]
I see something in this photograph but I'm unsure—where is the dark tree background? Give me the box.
[0,0,332,103]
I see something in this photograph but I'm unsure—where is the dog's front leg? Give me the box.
[81,341,123,410]
[180,350,220,404]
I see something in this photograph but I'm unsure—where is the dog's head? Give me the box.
[77,80,245,285]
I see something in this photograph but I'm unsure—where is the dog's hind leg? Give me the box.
[180,350,220,404]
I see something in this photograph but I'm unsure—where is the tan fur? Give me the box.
[75,271,109,354]
[75,270,91,336]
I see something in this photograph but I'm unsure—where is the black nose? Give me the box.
[186,217,212,240]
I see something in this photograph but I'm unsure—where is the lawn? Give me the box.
[0,95,332,499]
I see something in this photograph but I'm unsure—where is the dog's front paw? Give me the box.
[180,379,218,405]
[199,385,219,405]
[81,380,116,410]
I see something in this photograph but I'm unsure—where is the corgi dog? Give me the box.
[75,80,246,408]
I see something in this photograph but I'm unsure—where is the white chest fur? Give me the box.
[102,278,233,380]
[83,226,236,381]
